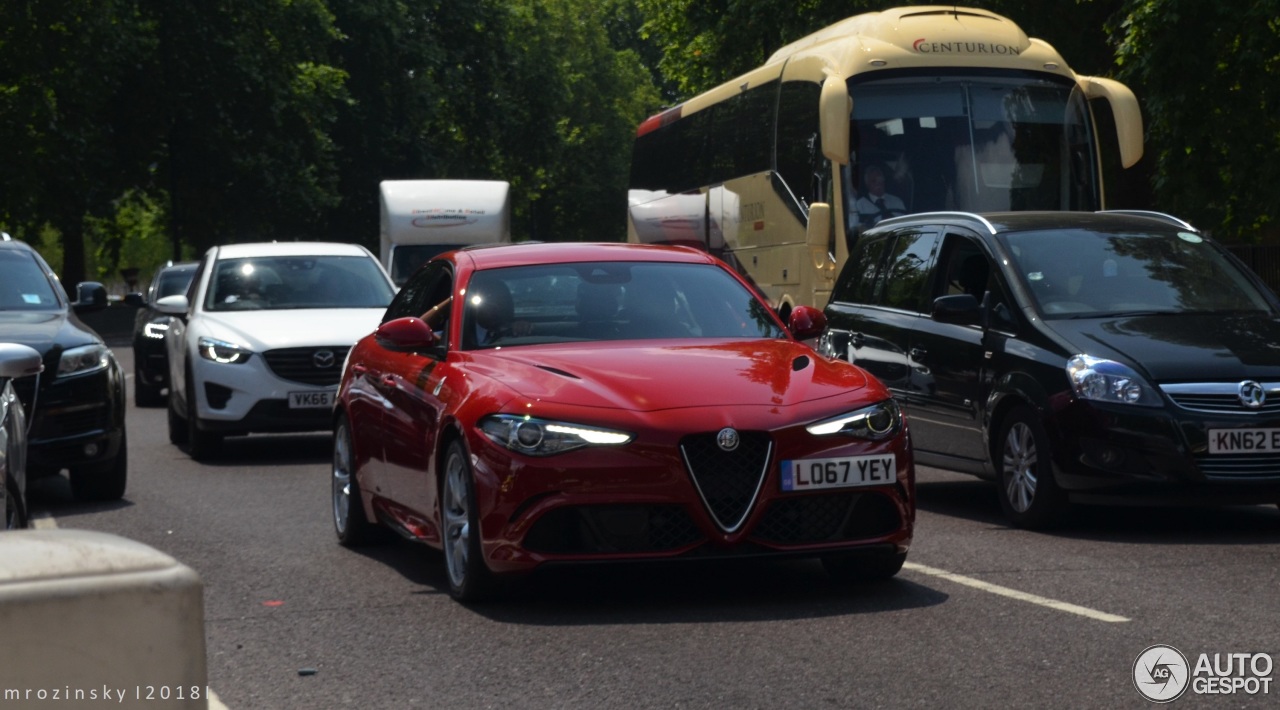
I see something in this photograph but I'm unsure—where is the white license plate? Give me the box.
[289,390,334,409]
[1207,428,1280,454]
[780,454,896,491]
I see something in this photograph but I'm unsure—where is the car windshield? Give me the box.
[154,268,194,299]
[999,227,1276,318]
[205,255,395,311]
[0,249,61,311]
[461,261,785,349]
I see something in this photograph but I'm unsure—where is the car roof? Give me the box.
[866,210,1197,237]
[456,241,718,271]
[213,241,373,259]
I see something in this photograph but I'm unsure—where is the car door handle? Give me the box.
[909,347,927,361]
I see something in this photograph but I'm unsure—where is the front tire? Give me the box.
[996,405,1067,529]
[185,370,222,461]
[441,439,499,602]
[333,414,381,546]
[4,466,27,530]
[134,361,165,407]
[69,431,128,502]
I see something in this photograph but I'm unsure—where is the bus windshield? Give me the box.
[845,74,1097,232]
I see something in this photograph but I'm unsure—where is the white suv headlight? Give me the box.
[1066,354,1162,407]
[198,336,253,365]
[58,344,109,377]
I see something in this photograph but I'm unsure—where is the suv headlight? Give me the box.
[58,344,109,377]
[806,399,903,440]
[198,336,253,364]
[1066,354,1162,407]
[142,316,173,339]
[480,414,633,456]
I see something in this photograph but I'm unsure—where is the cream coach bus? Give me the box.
[627,5,1144,316]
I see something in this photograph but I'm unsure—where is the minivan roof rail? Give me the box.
[1096,210,1196,231]
[876,211,997,235]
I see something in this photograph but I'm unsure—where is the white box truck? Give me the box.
[379,179,511,286]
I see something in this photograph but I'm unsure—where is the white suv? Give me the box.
[158,242,396,459]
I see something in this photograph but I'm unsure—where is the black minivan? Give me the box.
[821,210,1280,527]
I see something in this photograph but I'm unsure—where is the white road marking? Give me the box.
[904,561,1131,623]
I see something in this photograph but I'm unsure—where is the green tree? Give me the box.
[1113,0,1280,241]
[0,0,158,283]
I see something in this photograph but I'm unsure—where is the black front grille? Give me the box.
[523,505,703,554]
[30,401,107,440]
[754,492,903,544]
[680,431,771,533]
[1194,454,1280,480]
[262,346,349,386]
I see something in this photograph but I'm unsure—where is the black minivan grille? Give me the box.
[679,431,771,533]
[262,346,349,386]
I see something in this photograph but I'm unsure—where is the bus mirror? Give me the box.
[1080,76,1144,169]
[806,203,833,271]
[819,77,850,165]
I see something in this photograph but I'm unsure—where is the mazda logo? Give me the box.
[716,427,740,452]
[313,350,336,369]
[1238,380,1266,409]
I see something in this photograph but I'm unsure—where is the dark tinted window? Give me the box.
[385,261,452,322]
[835,234,892,305]
[775,81,822,203]
[0,249,60,311]
[881,231,941,311]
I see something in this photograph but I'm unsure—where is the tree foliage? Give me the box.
[2,0,1279,287]
[1113,0,1280,240]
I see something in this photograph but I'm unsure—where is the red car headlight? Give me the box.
[805,399,903,441]
[479,414,633,456]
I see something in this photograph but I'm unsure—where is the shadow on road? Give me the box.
[914,466,1280,544]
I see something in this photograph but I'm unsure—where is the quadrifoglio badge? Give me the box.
[1134,644,1274,703]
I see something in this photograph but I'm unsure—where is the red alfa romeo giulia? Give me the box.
[332,242,914,601]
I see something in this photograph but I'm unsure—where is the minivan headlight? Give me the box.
[198,336,253,364]
[806,399,903,440]
[480,414,633,456]
[1066,355,1162,407]
[58,344,109,377]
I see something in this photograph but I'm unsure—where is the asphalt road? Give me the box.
[27,347,1280,709]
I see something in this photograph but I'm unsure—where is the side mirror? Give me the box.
[0,343,44,379]
[154,294,189,317]
[932,294,982,325]
[123,292,146,308]
[71,282,108,313]
[375,317,438,351]
[789,305,827,342]
[819,75,850,164]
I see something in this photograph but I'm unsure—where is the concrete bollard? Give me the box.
[0,529,208,707]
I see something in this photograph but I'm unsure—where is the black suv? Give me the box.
[125,261,197,406]
[0,234,127,501]
[821,211,1280,527]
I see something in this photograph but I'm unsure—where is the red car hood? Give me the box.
[464,340,873,412]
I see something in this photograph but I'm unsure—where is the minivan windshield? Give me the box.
[999,228,1275,318]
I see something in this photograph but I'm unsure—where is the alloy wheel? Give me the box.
[1003,421,1038,513]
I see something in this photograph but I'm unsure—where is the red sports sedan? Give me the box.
[332,242,914,601]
